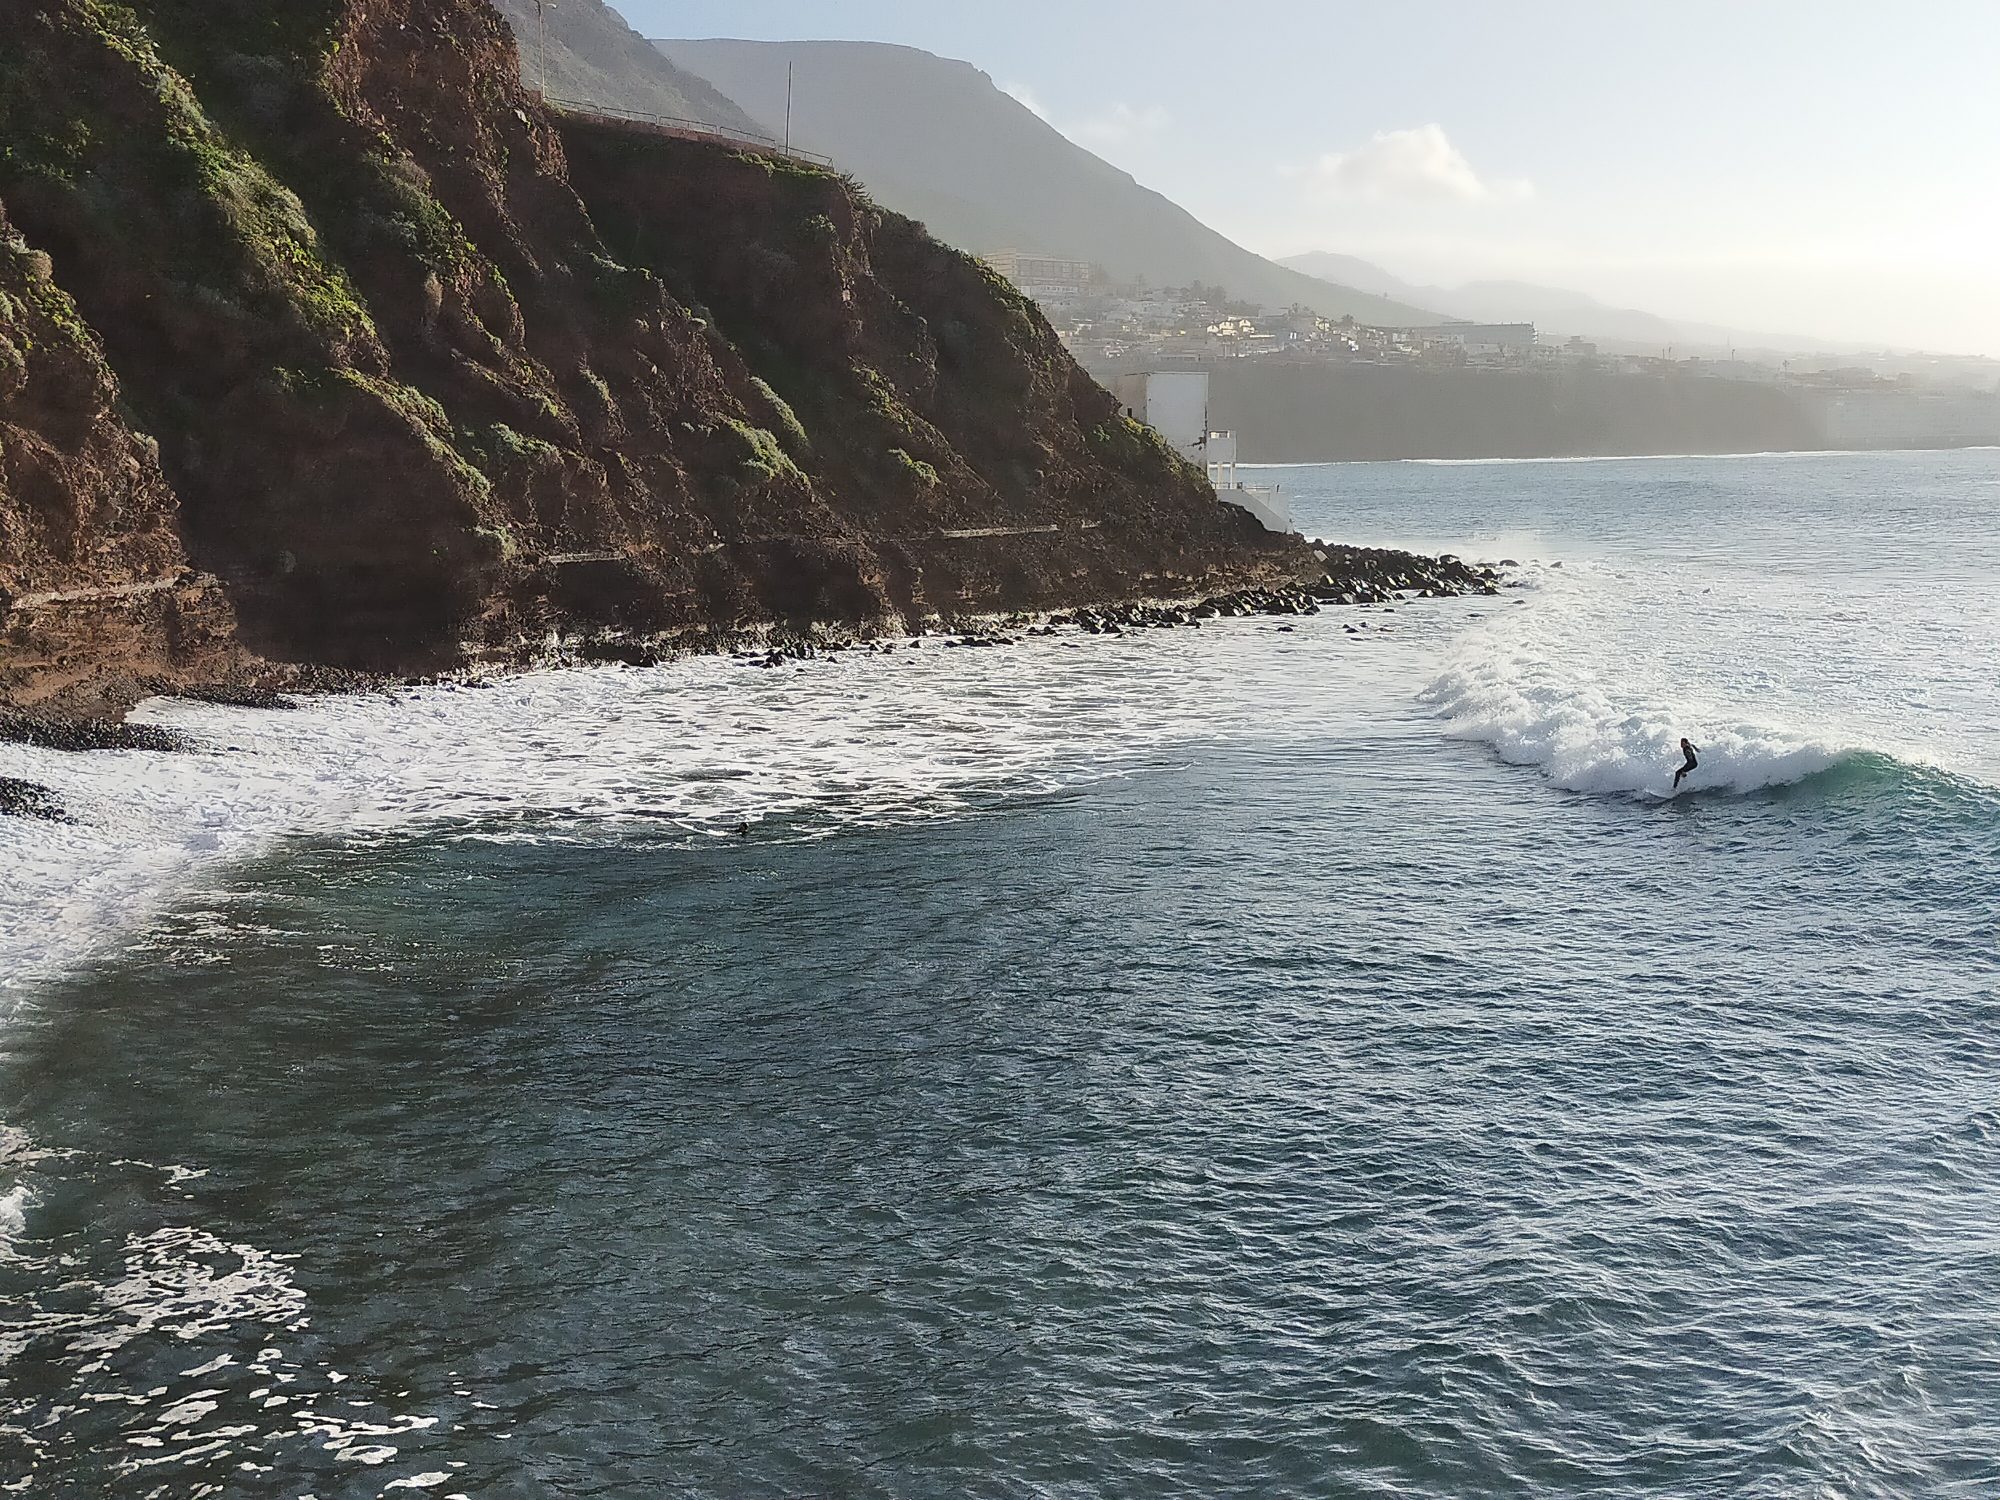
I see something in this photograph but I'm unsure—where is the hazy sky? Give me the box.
[621,1,1999,355]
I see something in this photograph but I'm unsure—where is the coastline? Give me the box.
[6,452,1998,1497]
[0,551,1508,997]
[1242,445,2000,468]
[0,542,1503,738]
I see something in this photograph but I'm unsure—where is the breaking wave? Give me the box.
[1423,559,1995,805]
[1424,648,1861,798]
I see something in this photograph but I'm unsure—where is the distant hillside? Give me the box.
[1280,252,1858,356]
[488,0,763,135]
[655,39,1438,325]
[1281,252,1686,345]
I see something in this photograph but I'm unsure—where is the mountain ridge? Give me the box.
[486,0,762,133]
[653,38,1441,325]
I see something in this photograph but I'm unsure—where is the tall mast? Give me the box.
[534,0,551,99]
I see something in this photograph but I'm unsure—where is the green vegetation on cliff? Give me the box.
[0,0,1303,706]
[1,2,373,349]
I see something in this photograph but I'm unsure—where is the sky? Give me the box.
[619,1,2000,355]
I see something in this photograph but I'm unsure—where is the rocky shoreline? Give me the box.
[0,544,1511,794]
[0,714,193,754]
[729,546,1503,666]
[0,776,67,822]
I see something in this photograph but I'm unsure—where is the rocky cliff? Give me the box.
[0,200,240,712]
[0,0,1305,713]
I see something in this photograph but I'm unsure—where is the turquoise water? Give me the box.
[3,450,1998,1496]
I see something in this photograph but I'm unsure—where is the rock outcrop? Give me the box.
[0,200,240,713]
[0,0,1309,714]
[0,775,67,820]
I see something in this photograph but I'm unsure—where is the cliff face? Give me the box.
[0,200,238,711]
[1186,363,1827,463]
[0,0,1302,711]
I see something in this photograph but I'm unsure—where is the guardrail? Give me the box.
[538,94,835,167]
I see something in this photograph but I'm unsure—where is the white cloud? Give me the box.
[999,81,1049,120]
[1305,125,1531,203]
[1068,102,1171,148]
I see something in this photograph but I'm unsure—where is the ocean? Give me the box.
[3,448,1998,1496]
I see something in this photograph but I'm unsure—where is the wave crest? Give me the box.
[1423,648,1859,798]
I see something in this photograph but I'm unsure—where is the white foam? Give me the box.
[0,616,1448,997]
[0,1183,29,1251]
[1425,645,1852,797]
[1423,558,1985,798]
[2,1209,446,1482]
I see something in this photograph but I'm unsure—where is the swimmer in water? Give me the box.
[1672,737,1700,790]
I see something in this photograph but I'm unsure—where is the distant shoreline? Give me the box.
[1240,445,2000,468]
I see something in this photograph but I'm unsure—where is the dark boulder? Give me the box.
[0,713,189,753]
[0,777,66,821]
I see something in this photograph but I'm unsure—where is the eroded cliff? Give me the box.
[0,199,239,711]
[0,0,1306,713]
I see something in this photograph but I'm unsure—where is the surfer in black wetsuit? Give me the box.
[1673,737,1700,789]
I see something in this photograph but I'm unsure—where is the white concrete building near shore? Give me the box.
[1112,370,1210,460]
[1111,371,1293,534]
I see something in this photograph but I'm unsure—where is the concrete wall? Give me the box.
[1112,370,1210,457]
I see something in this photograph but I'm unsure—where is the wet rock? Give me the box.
[166,684,297,711]
[0,712,190,753]
[0,777,67,822]
[283,664,380,698]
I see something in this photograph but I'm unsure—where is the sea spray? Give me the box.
[1424,641,1854,798]
[1420,554,1979,799]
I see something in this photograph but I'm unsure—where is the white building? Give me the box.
[1110,371,1292,534]
[1112,370,1211,460]
[988,249,1095,299]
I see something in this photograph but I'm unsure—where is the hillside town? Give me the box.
[985,250,2000,450]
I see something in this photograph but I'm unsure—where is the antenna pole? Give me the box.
[535,0,550,99]
[785,61,794,153]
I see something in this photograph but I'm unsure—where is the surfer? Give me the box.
[1672,737,1700,790]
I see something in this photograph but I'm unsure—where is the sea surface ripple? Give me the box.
[2,448,1997,1497]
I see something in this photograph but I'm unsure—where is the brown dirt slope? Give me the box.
[0,0,1308,712]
